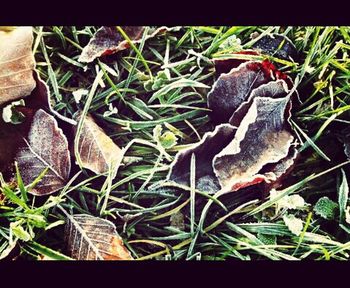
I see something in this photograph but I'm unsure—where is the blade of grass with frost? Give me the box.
[102,110,204,130]
[15,162,28,203]
[300,111,342,152]
[148,78,210,103]
[40,37,62,101]
[190,153,196,235]
[26,241,72,260]
[74,70,104,170]
[338,169,349,223]
[116,26,153,80]
[291,119,331,161]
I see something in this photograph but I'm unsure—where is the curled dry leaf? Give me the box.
[0,27,36,106]
[14,109,71,196]
[64,214,133,260]
[74,113,123,175]
[213,96,294,192]
[79,26,175,63]
[207,60,288,124]
[169,58,298,195]
[168,124,236,194]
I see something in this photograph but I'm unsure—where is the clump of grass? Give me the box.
[1,26,350,260]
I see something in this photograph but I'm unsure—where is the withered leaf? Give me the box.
[168,124,236,194]
[64,214,133,260]
[14,109,71,196]
[0,27,36,106]
[74,113,123,174]
[207,60,287,124]
[213,96,294,192]
[229,79,290,126]
[79,26,174,63]
[212,50,259,77]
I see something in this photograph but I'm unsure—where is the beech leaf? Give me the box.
[0,27,36,106]
[74,113,123,175]
[64,214,133,260]
[14,109,71,196]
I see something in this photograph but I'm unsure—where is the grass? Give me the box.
[1,26,350,260]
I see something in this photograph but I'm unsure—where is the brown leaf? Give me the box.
[74,113,123,174]
[79,26,175,63]
[213,96,294,192]
[207,60,288,124]
[0,27,36,106]
[229,79,290,126]
[64,214,133,260]
[14,109,71,196]
[168,124,236,194]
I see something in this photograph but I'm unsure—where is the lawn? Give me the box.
[1,26,350,260]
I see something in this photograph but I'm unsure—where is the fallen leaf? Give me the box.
[74,113,123,175]
[229,79,290,126]
[213,50,259,76]
[79,26,175,63]
[64,214,133,260]
[0,27,36,106]
[207,60,288,124]
[168,124,236,194]
[14,109,71,196]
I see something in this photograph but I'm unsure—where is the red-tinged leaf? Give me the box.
[0,27,36,106]
[213,50,259,76]
[79,26,175,63]
[14,109,71,196]
[74,113,123,175]
[64,214,133,260]
[213,96,294,192]
[207,60,288,124]
[168,124,236,194]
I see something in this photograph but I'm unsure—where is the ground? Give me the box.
[1,26,350,260]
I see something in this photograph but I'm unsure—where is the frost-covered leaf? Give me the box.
[79,26,176,63]
[207,60,288,124]
[64,214,133,260]
[229,79,290,126]
[0,27,36,105]
[74,113,123,175]
[270,189,306,213]
[283,214,303,236]
[314,196,339,220]
[14,109,71,196]
[213,96,294,192]
[168,124,236,194]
